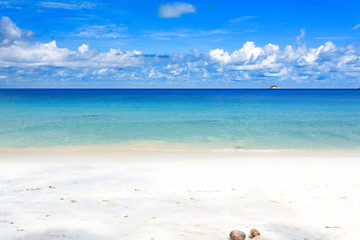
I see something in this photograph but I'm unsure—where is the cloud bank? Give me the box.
[158,2,196,18]
[0,17,360,88]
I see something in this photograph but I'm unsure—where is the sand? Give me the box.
[0,148,360,240]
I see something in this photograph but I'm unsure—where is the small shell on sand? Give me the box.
[249,228,260,239]
[229,230,246,240]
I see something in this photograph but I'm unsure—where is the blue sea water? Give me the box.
[0,89,359,150]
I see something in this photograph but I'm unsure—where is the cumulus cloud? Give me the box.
[158,2,196,18]
[0,16,33,46]
[0,40,143,68]
[231,41,263,62]
[0,41,72,66]
[209,49,231,64]
[1,17,360,88]
[208,40,357,85]
[78,43,89,54]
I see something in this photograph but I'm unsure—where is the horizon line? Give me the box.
[0,88,359,90]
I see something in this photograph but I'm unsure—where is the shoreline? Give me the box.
[1,141,360,155]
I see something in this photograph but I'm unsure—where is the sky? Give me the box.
[1,0,360,88]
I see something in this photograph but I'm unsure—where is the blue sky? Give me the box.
[1,0,360,88]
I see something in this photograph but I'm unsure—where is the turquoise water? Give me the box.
[0,89,359,150]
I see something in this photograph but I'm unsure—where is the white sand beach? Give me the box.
[1,148,360,240]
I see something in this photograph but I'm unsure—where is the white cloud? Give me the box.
[231,41,263,62]
[147,29,227,40]
[74,24,128,39]
[209,41,360,85]
[263,43,279,55]
[353,24,360,30]
[90,49,142,67]
[0,16,33,46]
[0,1,22,9]
[39,1,96,10]
[322,41,336,52]
[229,16,257,24]
[158,2,196,18]
[264,68,289,77]
[2,38,360,87]
[0,41,72,66]
[78,44,89,54]
[296,28,306,44]
[0,39,142,68]
[209,49,231,64]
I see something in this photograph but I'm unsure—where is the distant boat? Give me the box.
[267,85,279,89]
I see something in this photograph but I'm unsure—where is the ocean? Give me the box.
[0,89,359,151]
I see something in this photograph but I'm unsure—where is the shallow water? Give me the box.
[1,89,359,150]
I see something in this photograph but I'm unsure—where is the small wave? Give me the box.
[82,114,100,117]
